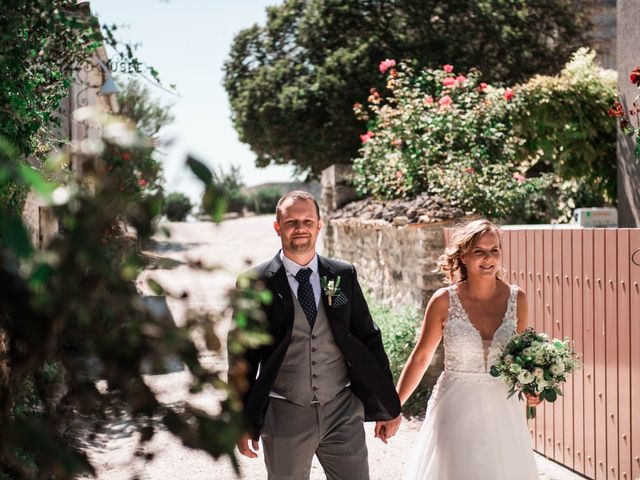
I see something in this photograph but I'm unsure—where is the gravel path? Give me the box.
[79,216,585,480]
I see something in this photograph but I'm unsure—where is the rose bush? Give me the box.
[353,62,550,220]
[353,49,617,222]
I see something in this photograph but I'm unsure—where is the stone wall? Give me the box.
[321,164,454,391]
[325,218,450,310]
[617,0,640,227]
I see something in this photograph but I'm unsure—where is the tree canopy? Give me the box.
[223,0,593,176]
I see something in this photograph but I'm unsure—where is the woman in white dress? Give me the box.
[396,219,540,480]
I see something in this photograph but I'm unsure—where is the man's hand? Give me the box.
[374,415,402,444]
[236,433,260,458]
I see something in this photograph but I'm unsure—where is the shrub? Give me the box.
[353,49,617,223]
[226,189,250,213]
[511,48,617,221]
[353,62,551,221]
[163,192,192,221]
[251,187,282,214]
[369,299,430,418]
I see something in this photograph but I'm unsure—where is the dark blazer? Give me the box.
[228,252,401,439]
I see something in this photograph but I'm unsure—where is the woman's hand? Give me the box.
[525,393,541,407]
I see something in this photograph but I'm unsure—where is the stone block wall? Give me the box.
[325,218,450,310]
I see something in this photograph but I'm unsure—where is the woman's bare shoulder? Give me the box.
[427,287,451,312]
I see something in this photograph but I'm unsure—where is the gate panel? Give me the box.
[593,230,607,479]
[572,230,585,474]
[629,230,640,480]
[583,229,596,479]
[605,230,619,479]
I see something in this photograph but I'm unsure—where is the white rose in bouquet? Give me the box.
[517,371,534,385]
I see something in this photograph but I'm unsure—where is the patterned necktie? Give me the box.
[295,268,317,327]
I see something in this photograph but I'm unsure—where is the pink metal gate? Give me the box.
[498,228,640,480]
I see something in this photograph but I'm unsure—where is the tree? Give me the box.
[116,77,175,138]
[223,0,593,176]
[0,3,269,477]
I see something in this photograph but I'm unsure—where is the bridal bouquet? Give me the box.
[489,327,581,419]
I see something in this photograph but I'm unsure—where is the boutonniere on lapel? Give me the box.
[321,275,342,306]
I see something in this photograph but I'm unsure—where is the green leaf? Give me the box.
[147,278,164,295]
[18,164,56,199]
[201,184,227,223]
[186,156,213,185]
[544,388,557,402]
[0,211,34,258]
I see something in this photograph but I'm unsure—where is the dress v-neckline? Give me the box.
[451,284,512,345]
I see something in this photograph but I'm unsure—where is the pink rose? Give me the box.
[360,131,374,143]
[396,170,404,179]
[138,178,147,187]
[513,173,526,183]
[465,167,476,174]
[423,95,434,105]
[504,88,514,101]
[442,77,456,87]
[455,75,467,83]
[443,64,454,73]
[439,95,453,107]
[379,59,396,74]
[477,82,488,92]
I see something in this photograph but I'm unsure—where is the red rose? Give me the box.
[504,88,514,101]
[379,59,396,74]
[442,77,456,87]
[360,131,374,143]
[630,66,640,86]
[138,179,147,187]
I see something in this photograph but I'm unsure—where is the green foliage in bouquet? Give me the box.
[369,300,429,418]
[489,327,580,419]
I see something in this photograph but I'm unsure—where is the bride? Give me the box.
[395,219,540,479]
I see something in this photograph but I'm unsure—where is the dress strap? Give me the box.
[506,284,519,325]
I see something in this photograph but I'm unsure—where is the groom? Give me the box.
[229,191,401,480]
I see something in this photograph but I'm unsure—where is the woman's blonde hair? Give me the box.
[436,218,503,284]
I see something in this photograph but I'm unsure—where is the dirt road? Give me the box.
[80,216,583,480]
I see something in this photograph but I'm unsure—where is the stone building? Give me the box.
[21,2,119,249]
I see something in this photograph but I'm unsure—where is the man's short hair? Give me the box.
[275,190,321,221]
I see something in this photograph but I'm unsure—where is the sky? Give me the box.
[89,0,297,203]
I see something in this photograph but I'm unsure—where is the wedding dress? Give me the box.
[403,284,538,480]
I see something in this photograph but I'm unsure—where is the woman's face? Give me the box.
[461,230,502,279]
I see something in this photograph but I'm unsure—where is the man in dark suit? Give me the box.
[229,190,401,480]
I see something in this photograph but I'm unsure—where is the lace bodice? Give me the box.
[443,284,518,373]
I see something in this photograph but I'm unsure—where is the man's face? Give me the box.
[274,198,322,255]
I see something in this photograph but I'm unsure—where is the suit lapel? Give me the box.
[265,253,294,327]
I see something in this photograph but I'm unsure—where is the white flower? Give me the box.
[535,379,548,391]
[550,362,565,375]
[509,363,522,374]
[504,355,514,366]
[533,367,544,379]
[502,376,515,389]
[517,370,534,385]
[538,333,549,341]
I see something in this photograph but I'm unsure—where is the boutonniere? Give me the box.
[321,275,342,306]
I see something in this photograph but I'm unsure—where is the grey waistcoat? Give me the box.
[271,295,349,406]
